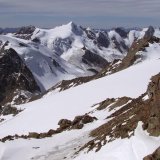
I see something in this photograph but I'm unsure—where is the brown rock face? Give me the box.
[0,47,40,107]
[28,132,40,139]
[78,73,160,153]
[143,147,160,160]
[57,114,97,131]
[58,119,72,130]
[0,114,97,142]
[116,36,160,72]
[146,73,160,136]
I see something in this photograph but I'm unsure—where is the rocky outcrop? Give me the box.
[82,49,109,68]
[144,26,155,39]
[114,31,160,72]
[96,32,110,48]
[58,119,72,130]
[94,27,159,77]
[78,73,160,153]
[143,147,160,160]
[51,37,72,56]
[84,29,96,40]
[58,114,97,131]
[0,104,21,116]
[0,47,40,108]
[145,73,160,136]
[0,114,97,142]
[115,27,128,38]
[14,26,36,40]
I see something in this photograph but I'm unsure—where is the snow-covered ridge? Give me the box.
[30,22,130,71]
[29,23,160,70]
[0,34,86,92]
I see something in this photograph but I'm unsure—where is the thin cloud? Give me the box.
[0,0,160,16]
[0,0,160,27]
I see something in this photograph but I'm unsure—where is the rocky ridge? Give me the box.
[43,26,160,95]
[77,73,160,155]
[0,43,40,117]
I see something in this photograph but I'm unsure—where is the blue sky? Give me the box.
[0,0,160,28]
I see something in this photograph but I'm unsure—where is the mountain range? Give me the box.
[0,22,160,160]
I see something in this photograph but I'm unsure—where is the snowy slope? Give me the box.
[74,123,160,160]
[0,121,159,160]
[0,53,160,137]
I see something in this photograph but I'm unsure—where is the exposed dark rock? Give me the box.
[112,36,160,73]
[72,123,84,130]
[143,147,160,160]
[146,73,160,136]
[97,32,110,48]
[144,26,155,39]
[0,114,97,142]
[15,26,36,40]
[28,132,40,139]
[0,104,21,116]
[52,59,66,73]
[85,29,96,40]
[72,114,97,125]
[0,47,40,108]
[1,135,14,142]
[58,114,97,130]
[81,114,97,124]
[47,129,58,136]
[82,49,109,68]
[16,26,35,35]
[96,98,116,110]
[32,38,41,43]
[53,37,72,56]
[94,35,160,79]
[58,119,72,130]
[87,68,99,74]
[70,22,83,36]
[115,27,128,38]
[96,97,131,111]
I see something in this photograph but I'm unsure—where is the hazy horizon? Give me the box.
[0,0,160,28]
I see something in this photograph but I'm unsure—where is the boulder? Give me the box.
[28,132,40,139]
[82,114,97,124]
[58,119,72,129]
[47,129,57,136]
